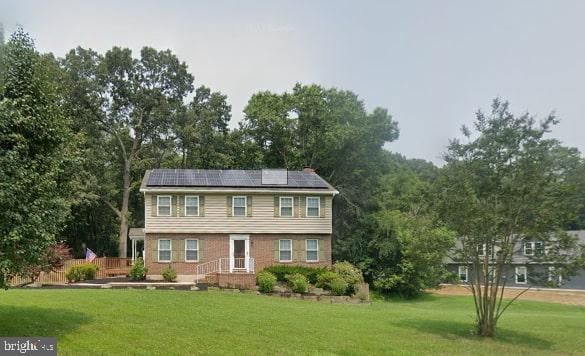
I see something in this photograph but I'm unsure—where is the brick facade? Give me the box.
[144,233,332,280]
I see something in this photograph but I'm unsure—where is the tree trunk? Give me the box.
[477,316,496,337]
[118,160,131,257]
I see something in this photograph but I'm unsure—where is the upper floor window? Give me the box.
[185,196,199,216]
[157,196,172,216]
[515,266,527,284]
[306,197,320,217]
[458,266,468,283]
[158,239,172,262]
[524,241,544,256]
[233,196,247,217]
[279,239,292,262]
[185,239,198,262]
[280,197,293,217]
[306,239,319,262]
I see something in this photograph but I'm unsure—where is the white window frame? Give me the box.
[158,239,172,262]
[515,266,527,284]
[306,197,320,218]
[279,196,294,217]
[185,239,198,262]
[184,195,200,217]
[306,239,319,262]
[279,239,293,262]
[157,195,172,217]
[232,196,247,217]
[548,266,562,284]
[458,266,468,283]
[523,241,534,256]
[477,244,486,257]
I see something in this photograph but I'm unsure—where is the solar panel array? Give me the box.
[147,169,330,189]
[261,169,288,185]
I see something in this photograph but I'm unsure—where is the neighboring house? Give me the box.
[447,230,585,290]
[132,168,338,286]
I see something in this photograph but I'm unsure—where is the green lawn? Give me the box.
[1,289,584,355]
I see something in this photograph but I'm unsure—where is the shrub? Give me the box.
[332,261,363,293]
[129,257,147,281]
[65,263,99,282]
[329,278,349,296]
[263,265,327,284]
[161,265,177,282]
[256,271,277,293]
[316,271,339,290]
[286,273,308,293]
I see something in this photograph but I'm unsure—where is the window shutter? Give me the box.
[151,240,158,262]
[294,239,303,262]
[320,197,326,218]
[318,239,325,262]
[226,196,232,217]
[200,196,205,217]
[300,196,306,218]
[175,239,182,262]
[171,196,178,217]
[199,240,205,261]
[178,195,185,217]
[274,196,279,217]
[294,197,300,218]
[151,195,157,217]
[274,240,279,261]
[247,196,253,217]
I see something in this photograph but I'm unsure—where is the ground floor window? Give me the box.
[279,239,292,262]
[306,239,319,262]
[158,239,171,262]
[458,266,468,283]
[185,239,198,262]
[548,266,562,284]
[515,266,527,284]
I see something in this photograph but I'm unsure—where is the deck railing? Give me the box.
[195,257,255,282]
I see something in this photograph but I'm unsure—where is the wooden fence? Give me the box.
[8,257,132,286]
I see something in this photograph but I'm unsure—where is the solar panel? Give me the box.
[261,169,288,185]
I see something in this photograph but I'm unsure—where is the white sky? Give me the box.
[2,0,585,164]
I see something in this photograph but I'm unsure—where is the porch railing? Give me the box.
[195,257,255,282]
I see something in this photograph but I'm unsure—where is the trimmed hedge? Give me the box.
[257,271,277,293]
[286,273,308,293]
[66,263,99,282]
[262,265,328,285]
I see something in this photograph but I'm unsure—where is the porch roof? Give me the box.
[129,228,145,240]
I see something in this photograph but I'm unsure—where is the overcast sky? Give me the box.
[2,0,585,164]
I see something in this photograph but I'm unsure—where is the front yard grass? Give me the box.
[1,289,584,355]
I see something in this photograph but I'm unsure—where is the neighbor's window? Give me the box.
[306,197,320,217]
[185,196,199,216]
[280,197,293,217]
[523,241,533,256]
[548,266,562,284]
[185,239,198,262]
[306,239,319,262]
[233,196,247,217]
[279,239,292,262]
[158,239,172,262]
[524,241,545,256]
[534,242,545,256]
[515,266,527,284]
[458,266,468,283]
[477,244,486,257]
[157,196,171,216]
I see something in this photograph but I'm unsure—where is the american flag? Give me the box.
[85,248,97,262]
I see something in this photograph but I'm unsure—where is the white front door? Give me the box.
[229,235,250,272]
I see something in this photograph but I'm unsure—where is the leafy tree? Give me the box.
[0,29,79,287]
[437,99,585,337]
[61,46,194,257]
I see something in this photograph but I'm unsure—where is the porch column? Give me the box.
[131,239,136,264]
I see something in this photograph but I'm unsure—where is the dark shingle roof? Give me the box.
[145,169,333,189]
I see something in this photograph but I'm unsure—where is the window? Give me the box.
[279,239,292,262]
[185,196,199,216]
[185,239,198,262]
[548,267,562,284]
[534,242,545,256]
[458,266,468,283]
[233,196,247,217]
[523,241,533,256]
[306,239,319,262]
[306,197,320,217]
[515,266,527,284]
[158,239,171,262]
[477,244,486,257]
[280,197,293,217]
[157,196,171,216]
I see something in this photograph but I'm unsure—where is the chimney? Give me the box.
[303,166,315,173]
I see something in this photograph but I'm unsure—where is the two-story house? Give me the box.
[134,168,338,286]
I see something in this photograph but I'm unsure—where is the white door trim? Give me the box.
[229,234,250,272]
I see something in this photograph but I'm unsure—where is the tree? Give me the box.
[61,46,194,257]
[0,29,79,287]
[437,99,584,337]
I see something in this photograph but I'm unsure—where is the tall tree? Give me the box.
[438,99,584,337]
[62,46,194,257]
[0,29,80,287]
